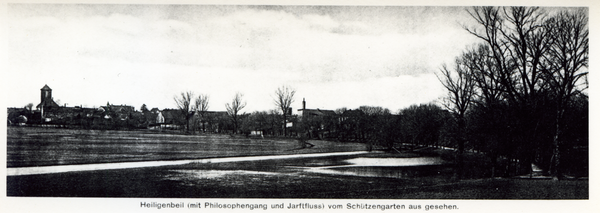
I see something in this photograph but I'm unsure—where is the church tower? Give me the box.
[36,85,59,112]
[36,85,59,120]
[41,84,52,103]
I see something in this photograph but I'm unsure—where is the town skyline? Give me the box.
[5,4,482,113]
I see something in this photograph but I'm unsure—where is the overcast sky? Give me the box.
[6,4,484,113]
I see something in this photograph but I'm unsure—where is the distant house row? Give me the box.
[7,85,233,132]
[9,85,361,138]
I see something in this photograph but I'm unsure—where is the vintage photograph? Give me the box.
[3,1,591,208]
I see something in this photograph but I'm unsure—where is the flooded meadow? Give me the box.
[6,127,588,199]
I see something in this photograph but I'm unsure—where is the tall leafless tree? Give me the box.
[274,85,296,137]
[543,9,589,179]
[174,91,193,132]
[194,94,210,132]
[465,7,550,105]
[437,50,476,179]
[438,59,476,119]
[465,7,550,173]
[226,92,246,134]
[465,44,505,106]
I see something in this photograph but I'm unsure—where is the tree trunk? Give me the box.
[282,114,287,137]
[456,116,465,180]
[490,152,497,178]
[551,107,565,180]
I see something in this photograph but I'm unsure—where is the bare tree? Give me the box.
[465,7,550,174]
[359,106,387,116]
[543,9,589,179]
[464,6,589,179]
[437,50,476,179]
[274,85,296,137]
[465,6,550,105]
[194,94,210,132]
[174,91,193,132]
[225,92,246,134]
[438,53,477,125]
[465,44,505,106]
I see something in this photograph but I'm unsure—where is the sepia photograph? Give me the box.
[1,0,597,212]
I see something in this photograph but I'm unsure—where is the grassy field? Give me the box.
[6,127,588,199]
[7,127,367,167]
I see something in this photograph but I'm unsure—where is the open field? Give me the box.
[7,127,367,167]
[6,127,588,199]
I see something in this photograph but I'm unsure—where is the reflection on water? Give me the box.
[163,157,452,182]
[342,157,444,167]
[307,165,452,179]
[166,170,281,180]
[163,169,296,187]
[306,157,450,179]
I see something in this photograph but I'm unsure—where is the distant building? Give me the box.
[155,109,185,129]
[102,104,135,120]
[11,85,231,131]
[35,84,59,120]
[155,110,165,124]
[25,85,141,128]
[296,98,336,139]
[297,98,336,120]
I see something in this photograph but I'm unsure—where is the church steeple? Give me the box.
[41,84,52,103]
[37,84,59,110]
[37,84,59,121]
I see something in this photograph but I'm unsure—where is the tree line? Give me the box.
[173,86,296,136]
[438,7,588,179]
